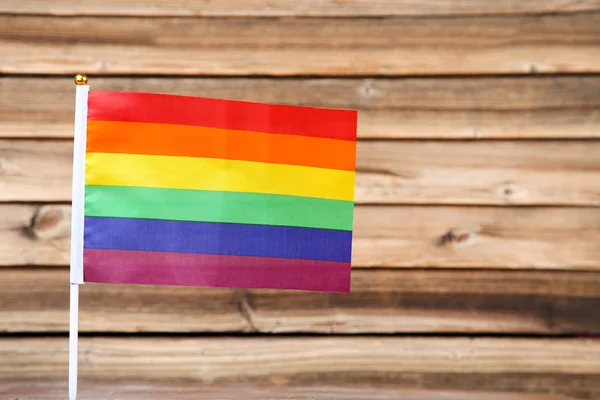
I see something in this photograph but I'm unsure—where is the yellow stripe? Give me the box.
[85,152,355,201]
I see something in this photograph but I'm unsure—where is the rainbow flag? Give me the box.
[82,91,357,292]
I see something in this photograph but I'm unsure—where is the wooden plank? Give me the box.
[0,205,71,266]
[3,76,600,139]
[3,139,600,206]
[352,206,600,269]
[0,141,72,203]
[353,141,600,206]
[1,337,598,399]
[3,0,599,17]
[2,14,600,75]
[0,382,571,400]
[1,204,599,269]
[2,268,599,334]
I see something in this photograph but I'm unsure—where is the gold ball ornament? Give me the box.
[74,74,88,85]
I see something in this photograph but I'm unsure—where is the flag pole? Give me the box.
[69,73,89,400]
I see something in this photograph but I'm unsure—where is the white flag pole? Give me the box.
[68,283,80,400]
[69,74,89,400]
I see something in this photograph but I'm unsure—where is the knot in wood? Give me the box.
[28,206,71,240]
[439,229,473,247]
[497,182,522,203]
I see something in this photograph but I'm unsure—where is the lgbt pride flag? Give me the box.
[80,91,357,292]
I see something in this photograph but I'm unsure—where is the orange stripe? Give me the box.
[86,120,356,171]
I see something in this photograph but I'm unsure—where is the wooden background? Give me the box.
[1,1,600,399]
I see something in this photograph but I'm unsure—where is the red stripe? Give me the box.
[84,249,351,293]
[88,91,357,142]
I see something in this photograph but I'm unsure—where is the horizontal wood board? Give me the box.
[2,139,599,205]
[2,204,599,269]
[0,382,573,400]
[3,0,600,17]
[1,268,599,334]
[2,337,599,399]
[2,13,600,75]
[3,76,600,139]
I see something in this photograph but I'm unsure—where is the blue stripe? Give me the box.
[83,216,352,263]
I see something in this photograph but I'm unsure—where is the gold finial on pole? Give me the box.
[74,74,88,86]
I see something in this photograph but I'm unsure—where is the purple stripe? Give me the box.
[84,249,351,293]
[84,216,352,263]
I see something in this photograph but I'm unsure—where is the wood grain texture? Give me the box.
[0,382,572,400]
[0,141,72,202]
[1,337,598,399]
[3,139,600,205]
[2,13,600,75]
[352,206,600,269]
[356,141,600,206]
[0,205,72,266]
[3,76,600,139]
[3,0,599,17]
[1,204,599,269]
[1,268,599,334]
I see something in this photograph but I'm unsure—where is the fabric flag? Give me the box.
[82,91,357,292]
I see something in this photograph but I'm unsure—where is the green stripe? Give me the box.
[84,185,354,231]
